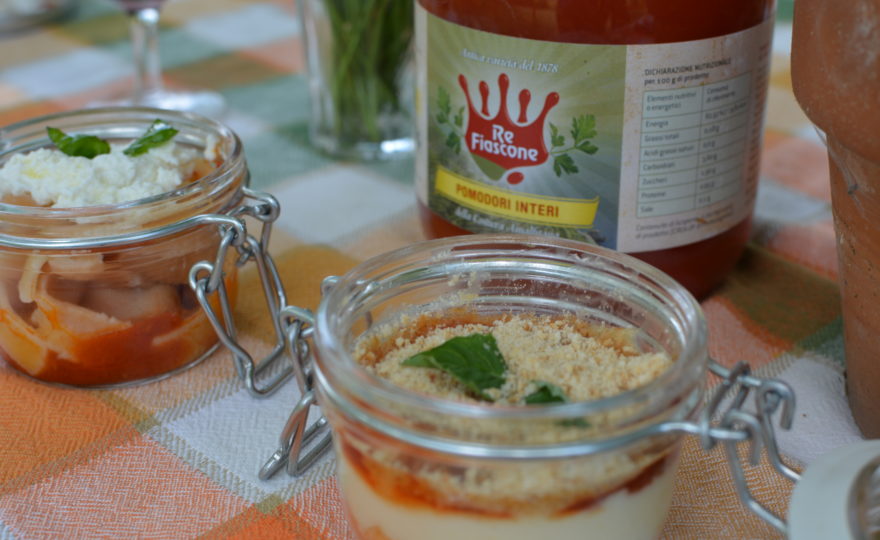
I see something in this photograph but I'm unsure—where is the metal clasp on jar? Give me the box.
[256,292,333,480]
[697,361,799,533]
[188,188,333,476]
[188,185,305,397]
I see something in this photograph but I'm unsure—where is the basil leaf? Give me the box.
[123,119,178,156]
[402,333,506,401]
[524,381,568,405]
[523,381,590,427]
[46,127,111,159]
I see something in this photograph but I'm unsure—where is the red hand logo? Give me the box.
[458,73,559,183]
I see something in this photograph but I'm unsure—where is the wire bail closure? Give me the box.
[188,205,800,531]
[189,186,297,397]
[188,186,333,477]
[703,361,799,534]
[257,297,334,480]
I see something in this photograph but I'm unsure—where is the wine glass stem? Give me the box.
[129,7,164,101]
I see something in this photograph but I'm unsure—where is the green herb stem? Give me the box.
[321,0,413,145]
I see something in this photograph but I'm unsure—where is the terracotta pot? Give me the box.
[791,0,880,437]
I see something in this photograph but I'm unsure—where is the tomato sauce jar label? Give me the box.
[415,6,773,251]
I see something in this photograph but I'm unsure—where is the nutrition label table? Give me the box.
[637,73,752,218]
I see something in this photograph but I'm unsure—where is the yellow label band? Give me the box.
[435,167,599,228]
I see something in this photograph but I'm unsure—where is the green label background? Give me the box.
[425,11,626,246]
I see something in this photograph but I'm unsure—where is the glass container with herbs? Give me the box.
[299,0,414,161]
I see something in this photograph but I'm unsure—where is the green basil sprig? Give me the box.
[402,333,506,401]
[46,127,110,159]
[401,334,592,429]
[46,119,178,159]
[123,119,178,156]
[524,380,591,428]
[524,381,568,405]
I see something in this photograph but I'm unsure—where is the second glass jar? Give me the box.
[313,234,707,539]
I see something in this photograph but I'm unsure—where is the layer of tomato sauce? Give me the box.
[1,273,237,386]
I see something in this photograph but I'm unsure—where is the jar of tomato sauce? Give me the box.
[415,0,776,298]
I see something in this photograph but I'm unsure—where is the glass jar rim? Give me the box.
[314,234,708,456]
[0,106,246,247]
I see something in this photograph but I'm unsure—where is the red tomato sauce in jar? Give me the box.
[416,0,776,298]
[0,249,237,387]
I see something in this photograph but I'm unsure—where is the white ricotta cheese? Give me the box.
[0,140,204,207]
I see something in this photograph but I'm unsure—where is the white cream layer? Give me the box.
[336,452,678,540]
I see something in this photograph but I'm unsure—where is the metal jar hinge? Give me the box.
[189,186,303,396]
[699,361,800,534]
[257,281,336,480]
[187,185,333,477]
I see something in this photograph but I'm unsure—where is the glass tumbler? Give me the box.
[310,235,707,539]
[0,107,247,387]
[298,0,415,160]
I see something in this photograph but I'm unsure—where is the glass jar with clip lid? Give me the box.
[197,233,811,538]
[0,107,283,388]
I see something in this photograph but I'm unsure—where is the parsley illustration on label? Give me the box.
[46,127,111,159]
[402,333,506,401]
[524,380,568,404]
[549,113,599,177]
[436,86,464,154]
[436,85,451,124]
[123,120,179,156]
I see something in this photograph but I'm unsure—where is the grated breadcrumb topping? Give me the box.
[356,313,671,405]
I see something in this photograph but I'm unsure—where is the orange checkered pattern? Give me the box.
[0,1,855,538]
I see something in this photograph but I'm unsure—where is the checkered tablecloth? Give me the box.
[0,1,858,538]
